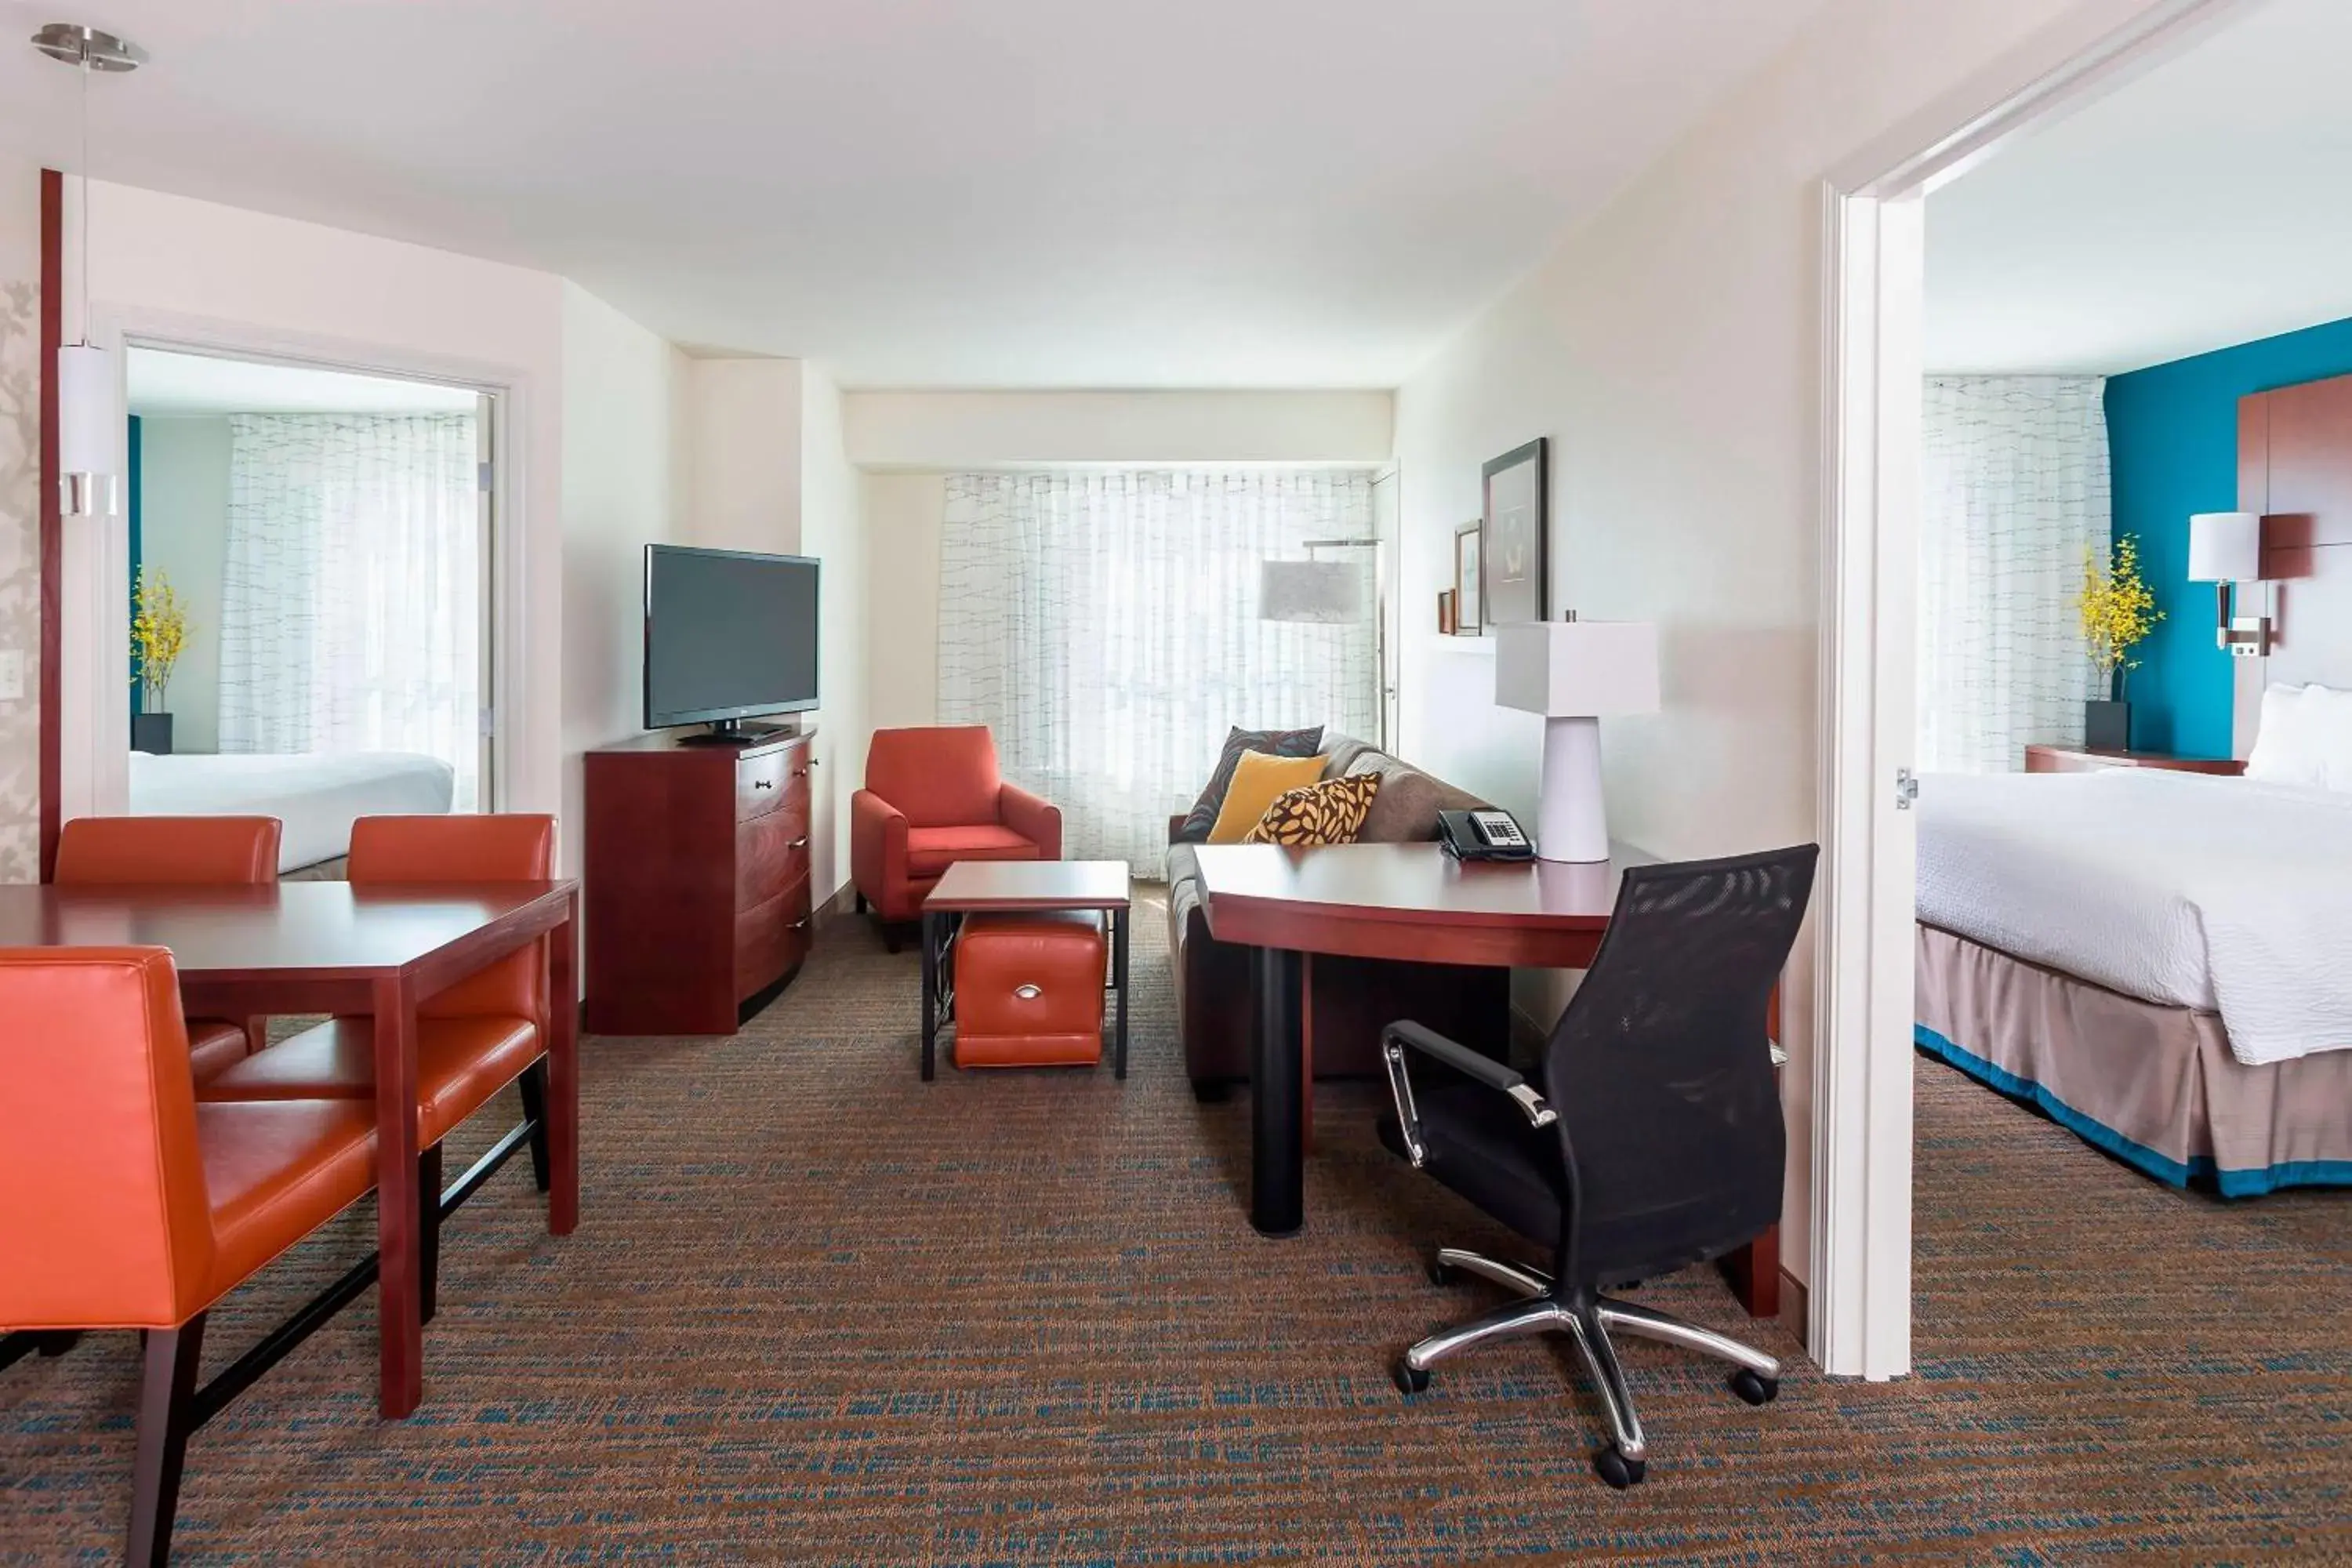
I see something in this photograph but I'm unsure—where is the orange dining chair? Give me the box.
[198,814,556,1323]
[54,815,284,1082]
[0,948,380,1567]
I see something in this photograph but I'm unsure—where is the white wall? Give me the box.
[1392,0,2176,1292]
[683,358,801,554]
[845,389,1392,469]
[863,473,946,732]
[558,281,685,886]
[135,416,232,753]
[82,180,570,839]
[797,368,866,904]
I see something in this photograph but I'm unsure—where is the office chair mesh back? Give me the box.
[1541,845,1818,1290]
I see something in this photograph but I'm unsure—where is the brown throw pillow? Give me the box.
[1243,773,1381,846]
[1352,763,1444,843]
[1177,724,1324,842]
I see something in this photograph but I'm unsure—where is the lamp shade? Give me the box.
[57,343,122,517]
[1494,619,1660,718]
[2187,512,2263,583]
[1258,559,1364,624]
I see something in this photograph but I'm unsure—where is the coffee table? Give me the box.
[920,860,1131,1081]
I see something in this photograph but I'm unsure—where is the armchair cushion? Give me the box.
[865,726,1003,827]
[905,824,1043,879]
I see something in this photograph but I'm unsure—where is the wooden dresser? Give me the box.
[584,728,815,1034]
[2024,744,2245,777]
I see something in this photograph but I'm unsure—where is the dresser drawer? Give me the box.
[736,746,811,822]
[735,878,812,997]
[737,809,812,912]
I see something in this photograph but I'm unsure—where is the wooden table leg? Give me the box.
[1250,946,1305,1237]
[1722,1225,1780,1319]
[548,898,579,1237]
[372,974,423,1420]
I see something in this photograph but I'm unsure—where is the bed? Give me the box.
[128,751,456,874]
[1915,764,2352,1196]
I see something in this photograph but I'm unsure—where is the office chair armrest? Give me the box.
[1380,1021,1555,1169]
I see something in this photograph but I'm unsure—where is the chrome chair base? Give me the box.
[1396,1247,1781,1487]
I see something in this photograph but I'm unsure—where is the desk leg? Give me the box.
[1112,906,1129,1080]
[372,975,423,1420]
[548,898,580,1237]
[920,909,939,1081]
[1722,1225,1779,1319]
[1250,946,1304,1236]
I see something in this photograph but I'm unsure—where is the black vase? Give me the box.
[2083,700,2129,752]
[132,712,174,757]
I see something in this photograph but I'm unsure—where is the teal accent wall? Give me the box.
[2106,315,2352,757]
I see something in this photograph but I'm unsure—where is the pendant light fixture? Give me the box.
[32,22,147,518]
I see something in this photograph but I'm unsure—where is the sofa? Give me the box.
[1164,735,1512,1099]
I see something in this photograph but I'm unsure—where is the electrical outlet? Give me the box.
[0,650,23,702]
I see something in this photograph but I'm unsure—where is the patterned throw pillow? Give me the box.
[1243,773,1382,847]
[1175,725,1325,842]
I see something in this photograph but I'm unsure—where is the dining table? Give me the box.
[0,878,579,1419]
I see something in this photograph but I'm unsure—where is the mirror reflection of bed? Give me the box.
[125,347,486,875]
[129,751,457,880]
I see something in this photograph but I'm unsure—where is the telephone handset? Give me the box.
[1437,808,1535,862]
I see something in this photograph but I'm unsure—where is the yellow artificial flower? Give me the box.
[2078,535,2163,698]
[131,567,191,711]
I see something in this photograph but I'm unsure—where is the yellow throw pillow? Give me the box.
[1207,750,1329,843]
[1244,773,1381,847]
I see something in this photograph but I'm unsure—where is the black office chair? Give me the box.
[1377,844,1818,1488]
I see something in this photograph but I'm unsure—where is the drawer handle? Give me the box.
[1014,983,1041,1000]
[789,837,808,850]
[753,779,774,790]
[793,917,811,931]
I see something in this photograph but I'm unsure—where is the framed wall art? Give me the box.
[1453,521,1482,633]
[1480,437,1548,626]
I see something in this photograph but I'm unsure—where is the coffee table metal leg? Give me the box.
[920,909,938,1081]
[1250,945,1305,1236]
[1112,906,1129,1080]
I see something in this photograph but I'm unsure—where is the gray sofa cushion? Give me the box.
[1352,762,1445,843]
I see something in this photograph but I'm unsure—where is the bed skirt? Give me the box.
[1915,924,2352,1197]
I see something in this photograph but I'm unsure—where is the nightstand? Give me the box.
[2024,744,2245,777]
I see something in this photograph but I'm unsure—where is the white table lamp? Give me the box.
[1494,618,1659,862]
[2186,511,2269,656]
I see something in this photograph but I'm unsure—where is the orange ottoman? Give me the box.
[953,912,1105,1068]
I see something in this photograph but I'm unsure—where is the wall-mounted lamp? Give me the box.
[2187,511,2270,658]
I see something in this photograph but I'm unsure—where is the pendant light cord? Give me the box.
[77,46,90,346]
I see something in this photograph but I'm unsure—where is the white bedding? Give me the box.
[1916,768,2352,1066]
[128,751,456,873]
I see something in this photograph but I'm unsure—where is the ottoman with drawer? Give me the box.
[953,911,1105,1068]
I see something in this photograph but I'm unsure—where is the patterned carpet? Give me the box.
[5,896,2350,1564]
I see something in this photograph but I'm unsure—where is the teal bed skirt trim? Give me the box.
[1912,1025,2352,1199]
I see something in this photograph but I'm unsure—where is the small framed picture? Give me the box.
[1436,590,1457,636]
[1481,438,1548,626]
[1454,523,1483,634]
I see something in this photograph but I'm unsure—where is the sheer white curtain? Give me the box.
[1919,377,2110,774]
[218,413,481,806]
[938,470,1379,869]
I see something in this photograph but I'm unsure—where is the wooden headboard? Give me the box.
[2232,371,2352,758]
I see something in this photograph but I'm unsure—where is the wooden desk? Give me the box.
[0,880,579,1419]
[1193,843,1782,1317]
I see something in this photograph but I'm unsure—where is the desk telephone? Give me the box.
[1437,808,1535,862]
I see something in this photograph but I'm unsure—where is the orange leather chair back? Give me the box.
[864,727,1003,828]
[348,815,554,1021]
[0,949,215,1330]
[55,816,281,886]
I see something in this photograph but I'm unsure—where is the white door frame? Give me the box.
[1810,0,2261,1380]
[64,304,528,822]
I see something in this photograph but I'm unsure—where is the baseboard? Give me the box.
[1777,1266,1808,1342]
[816,880,859,921]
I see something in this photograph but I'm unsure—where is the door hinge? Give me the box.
[1895,767,1919,810]
[477,460,494,493]
[478,706,497,738]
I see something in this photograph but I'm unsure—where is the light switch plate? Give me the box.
[0,649,23,702]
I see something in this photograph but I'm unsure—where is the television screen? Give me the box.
[644,546,819,731]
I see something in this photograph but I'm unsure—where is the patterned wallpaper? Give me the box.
[0,159,39,882]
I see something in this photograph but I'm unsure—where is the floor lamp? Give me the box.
[1258,539,1391,751]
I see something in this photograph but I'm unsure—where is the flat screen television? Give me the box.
[644,545,819,741]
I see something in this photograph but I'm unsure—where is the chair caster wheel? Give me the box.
[1392,1356,1431,1396]
[1730,1370,1779,1406]
[1593,1446,1646,1489]
[1427,1259,1457,1287]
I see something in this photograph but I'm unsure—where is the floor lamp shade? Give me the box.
[1258,559,1365,624]
[57,342,122,517]
[1494,620,1660,862]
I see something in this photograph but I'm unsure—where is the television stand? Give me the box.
[677,718,800,746]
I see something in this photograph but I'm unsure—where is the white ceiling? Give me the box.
[1926,0,2352,376]
[0,0,1829,389]
[126,348,478,416]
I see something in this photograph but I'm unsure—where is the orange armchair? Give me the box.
[56,815,283,1081]
[0,948,379,1566]
[851,726,1061,937]
[199,814,557,1323]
